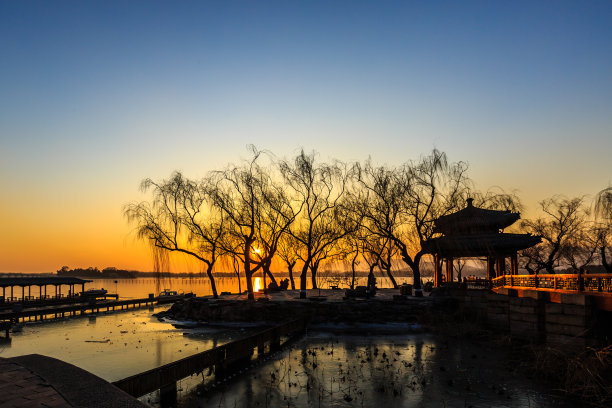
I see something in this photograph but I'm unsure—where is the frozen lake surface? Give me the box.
[0,306,253,382]
[179,331,574,408]
[1,304,574,407]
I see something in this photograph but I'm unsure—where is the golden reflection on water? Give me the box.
[2,276,419,300]
[0,306,250,382]
[83,276,416,299]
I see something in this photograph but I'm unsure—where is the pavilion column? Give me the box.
[11,286,14,301]
[446,257,454,283]
[28,286,31,301]
[496,256,506,277]
[487,257,495,281]
[511,253,518,275]
[22,286,25,302]
[433,254,440,287]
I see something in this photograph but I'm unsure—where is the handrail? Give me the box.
[492,272,612,294]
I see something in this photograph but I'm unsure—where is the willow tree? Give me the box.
[354,150,470,296]
[124,172,225,298]
[280,150,357,297]
[520,196,589,274]
[354,160,405,288]
[277,233,300,290]
[209,148,298,300]
[595,186,612,272]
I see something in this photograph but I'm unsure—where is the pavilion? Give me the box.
[0,277,92,302]
[422,198,541,286]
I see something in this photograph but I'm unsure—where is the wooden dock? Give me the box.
[113,318,307,406]
[0,320,10,338]
[0,294,187,324]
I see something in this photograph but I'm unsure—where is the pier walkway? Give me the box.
[0,294,187,325]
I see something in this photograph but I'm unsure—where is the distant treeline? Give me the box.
[55,267,422,279]
[57,266,137,279]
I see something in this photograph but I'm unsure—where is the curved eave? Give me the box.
[422,233,542,257]
[434,212,520,234]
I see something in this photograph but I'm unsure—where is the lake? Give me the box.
[85,275,419,299]
[1,277,573,407]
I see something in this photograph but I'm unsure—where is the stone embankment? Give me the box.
[156,295,455,326]
[457,288,611,349]
[157,288,612,348]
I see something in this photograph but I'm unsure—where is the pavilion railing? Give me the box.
[492,273,612,293]
[463,278,490,289]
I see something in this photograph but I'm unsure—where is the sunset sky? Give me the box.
[1,1,611,273]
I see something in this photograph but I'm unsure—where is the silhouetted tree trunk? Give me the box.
[299,262,309,298]
[379,240,398,288]
[310,258,323,289]
[287,261,296,290]
[262,259,278,287]
[350,251,359,289]
[205,263,217,297]
[602,246,611,273]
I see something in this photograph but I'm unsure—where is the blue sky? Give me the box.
[1,1,611,271]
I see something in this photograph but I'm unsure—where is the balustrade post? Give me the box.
[553,275,557,290]
[433,254,440,287]
[598,277,602,292]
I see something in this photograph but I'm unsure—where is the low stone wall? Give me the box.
[457,289,601,349]
[159,290,609,350]
[158,296,455,325]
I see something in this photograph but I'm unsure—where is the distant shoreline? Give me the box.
[0,271,434,279]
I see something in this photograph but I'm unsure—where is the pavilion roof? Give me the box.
[434,198,520,235]
[422,233,542,257]
[0,277,92,287]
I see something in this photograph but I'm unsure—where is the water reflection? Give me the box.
[82,276,418,299]
[179,333,573,408]
[0,306,254,382]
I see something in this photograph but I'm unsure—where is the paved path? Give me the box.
[0,355,147,408]
[0,358,70,408]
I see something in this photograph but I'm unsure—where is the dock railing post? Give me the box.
[159,382,177,408]
[271,328,281,352]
